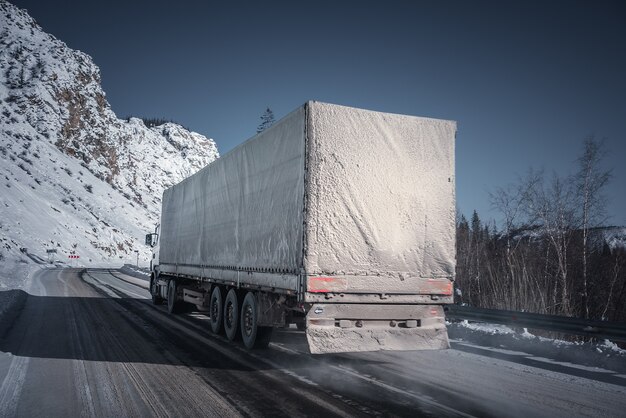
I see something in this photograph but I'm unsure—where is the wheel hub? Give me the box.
[244,305,253,336]
[211,296,218,322]
[226,303,233,327]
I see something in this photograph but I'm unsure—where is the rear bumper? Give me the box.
[305,303,449,354]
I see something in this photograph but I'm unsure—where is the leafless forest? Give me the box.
[455,137,626,322]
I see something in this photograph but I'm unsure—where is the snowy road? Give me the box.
[0,268,625,417]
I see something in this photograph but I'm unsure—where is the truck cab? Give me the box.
[145,224,160,280]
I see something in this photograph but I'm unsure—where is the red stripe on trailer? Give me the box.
[307,276,348,293]
[425,278,453,296]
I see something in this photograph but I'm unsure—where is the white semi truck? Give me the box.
[146,101,456,354]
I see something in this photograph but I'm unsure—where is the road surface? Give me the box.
[0,268,624,417]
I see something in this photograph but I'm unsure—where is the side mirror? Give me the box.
[145,233,153,246]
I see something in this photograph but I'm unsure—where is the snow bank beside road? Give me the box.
[119,264,149,281]
[0,258,42,337]
[0,289,27,337]
[448,320,626,374]
[0,257,42,290]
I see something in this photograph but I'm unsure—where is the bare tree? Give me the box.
[490,170,541,265]
[575,136,611,318]
[257,108,275,133]
[490,170,544,311]
[457,136,621,322]
[525,172,577,315]
[601,252,622,321]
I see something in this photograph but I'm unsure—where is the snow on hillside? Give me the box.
[506,225,626,253]
[0,0,219,273]
[590,226,626,252]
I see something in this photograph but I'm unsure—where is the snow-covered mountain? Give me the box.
[505,225,626,253]
[0,0,219,267]
[589,226,626,253]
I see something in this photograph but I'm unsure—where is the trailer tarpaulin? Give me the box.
[304,102,456,281]
[159,106,306,272]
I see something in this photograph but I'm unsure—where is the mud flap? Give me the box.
[305,304,450,354]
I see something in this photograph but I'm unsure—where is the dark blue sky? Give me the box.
[11,0,626,226]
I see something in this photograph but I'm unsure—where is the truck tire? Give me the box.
[167,279,182,314]
[241,292,273,349]
[224,289,240,341]
[150,276,164,305]
[209,286,224,334]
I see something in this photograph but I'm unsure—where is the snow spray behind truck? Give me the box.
[146,101,456,353]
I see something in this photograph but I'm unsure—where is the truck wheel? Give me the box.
[209,286,224,334]
[151,276,164,305]
[224,289,240,341]
[241,292,273,349]
[167,279,181,314]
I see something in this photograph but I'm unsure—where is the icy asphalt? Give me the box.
[0,268,624,417]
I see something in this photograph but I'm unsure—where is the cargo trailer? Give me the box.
[146,101,456,353]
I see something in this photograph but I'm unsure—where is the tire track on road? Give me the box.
[82,270,361,417]
[90,269,474,417]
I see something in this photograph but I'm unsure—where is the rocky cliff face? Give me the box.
[0,0,219,265]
